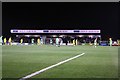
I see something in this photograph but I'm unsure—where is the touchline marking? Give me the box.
[19,53,85,80]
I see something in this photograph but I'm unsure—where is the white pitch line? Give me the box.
[19,53,85,80]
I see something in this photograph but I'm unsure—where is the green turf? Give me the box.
[2,45,118,78]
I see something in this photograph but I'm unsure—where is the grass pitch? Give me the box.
[2,45,118,78]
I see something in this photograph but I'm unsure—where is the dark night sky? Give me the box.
[2,2,119,40]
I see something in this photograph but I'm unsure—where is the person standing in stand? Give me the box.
[109,38,112,46]
[20,38,23,45]
[94,38,97,47]
[4,37,7,45]
[56,37,60,47]
[8,37,12,45]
